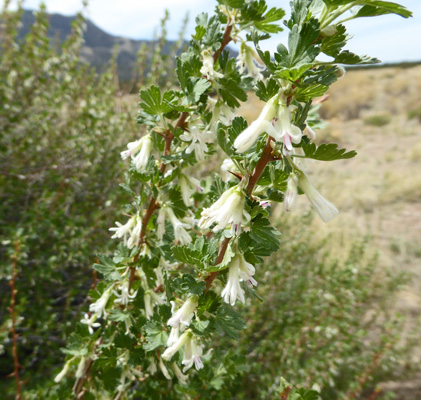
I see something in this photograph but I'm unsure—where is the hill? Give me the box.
[18,9,184,82]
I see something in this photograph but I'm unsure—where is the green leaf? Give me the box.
[320,24,348,57]
[334,50,380,65]
[143,322,168,352]
[214,304,246,339]
[180,274,206,296]
[219,77,248,108]
[248,215,281,256]
[172,244,207,269]
[354,1,412,19]
[254,77,280,102]
[93,255,120,281]
[300,142,357,161]
[139,86,177,115]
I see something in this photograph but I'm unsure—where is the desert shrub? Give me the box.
[363,114,391,127]
[408,106,421,122]
[0,4,138,396]
[218,214,407,399]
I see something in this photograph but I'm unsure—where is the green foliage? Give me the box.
[364,114,392,127]
[300,142,357,161]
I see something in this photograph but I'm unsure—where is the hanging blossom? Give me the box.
[113,279,137,306]
[284,173,299,212]
[236,42,265,82]
[199,184,250,235]
[297,172,338,222]
[109,213,143,249]
[179,124,213,161]
[234,95,279,153]
[221,251,257,306]
[179,174,204,206]
[200,48,223,80]
[208,97,236,129]
[144,290,165,320]
[89,286,113,319]
[167,296,198,328]
[263,102,302,152]
[162,330,204,372]
[171,362,188,384]
[121,134,152,171]
[166,207,192,245]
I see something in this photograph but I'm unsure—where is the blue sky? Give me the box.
[14,0,421,63]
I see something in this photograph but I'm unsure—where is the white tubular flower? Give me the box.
[75,356,86,379]
[234,96,278,153]
[110,213,142,249]
[298,172,338,222]
[221,253,257,306]
[121,134,153,170]
[89,287,112,319]
[167,326,180,347]
[132,134,152,171]
[156,206,167,240]
[159,357,171,380]
[54,358,73,383]
[236,42,265,82]
[167,297,198,328]
[199,185,250,235]
[80,313,101,335]
[166,208,192,245]
[127,215,143,249]
[113,279,137,306]
[264,104,302,151]
[179,174,204,206]
[259,200,271,209]
[171,362,188,384]
[144,290,165,320]
[305,124,317,140]
[200,48,223,80]
[109,215,136,245]
[162,330,191,361]
[182,335,204,372]
[284,173,299,212]
[179,125,212,161]
[210,99,236,127]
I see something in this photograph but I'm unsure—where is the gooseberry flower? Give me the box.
[200,48,223,80]
[236,42,265,82]
[179,174,204,206]
[297,172,338,222]
[199,185,250,235]
[167,296,198,328]
[171,362,188,384]
[89,286,112,319]
[182,335,204,372]
[234,96,278,153]
[121,134,152,171]
[162,330,192,361]
[80,313,101,335]
[179,125,212,161]
[167,326,180,347]
[221,252,257,306]
[264,104,302,151]
[166,208,192,245]
[284,173,299,212]
[109,213,142,249]
[144,290,165,320]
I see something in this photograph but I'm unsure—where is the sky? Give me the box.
[11,0,421,63]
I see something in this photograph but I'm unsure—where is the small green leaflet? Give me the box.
[93,255,120,281]
[353,1,412,19]
[300,142,357,161]
[254,77,280,102]
[143,321,168,352]
[139,86,178,115]
[171,236,219,270]
[249,215,281,255]
[214,304,246,340]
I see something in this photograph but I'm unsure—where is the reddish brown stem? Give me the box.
[204,237,231,292]
[204,136,277,291]
[280,386,291,400]
[247,136,276,195]
[10,240,22,400]
[213,24,233,63]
